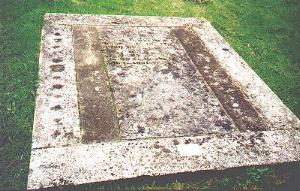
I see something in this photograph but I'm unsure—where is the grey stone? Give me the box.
[27,14,300,190]
[191,0,212,4]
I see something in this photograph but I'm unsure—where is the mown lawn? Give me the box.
[0,0,300,190]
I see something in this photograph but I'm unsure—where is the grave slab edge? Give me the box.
[27,129,300,190]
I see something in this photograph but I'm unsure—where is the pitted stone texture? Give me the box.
[28,14,300,190]
[173,27,268,131]
[32,25,81,149]
[28,129,300,189]
[191,24,300,130]
[99,26,236,139]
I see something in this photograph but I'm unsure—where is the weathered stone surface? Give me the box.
[173,27,267,131]
[32,24,81,149]
[28,130,300,189]
[28,14,300,190]
[73,26,119,143]
[99,25,236,139]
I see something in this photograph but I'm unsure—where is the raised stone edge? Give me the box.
[44,13,204,26]
[32,23,81,149]
[191,23,300,130]
[27,129,300,190]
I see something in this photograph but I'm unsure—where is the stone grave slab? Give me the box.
[27,14,300,190]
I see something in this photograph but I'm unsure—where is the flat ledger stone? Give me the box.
[27,14,300,190]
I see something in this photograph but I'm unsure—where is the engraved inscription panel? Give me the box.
[98,26,237,140]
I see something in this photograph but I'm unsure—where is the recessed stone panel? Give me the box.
[28,14,300,190]
[99,25,236,139]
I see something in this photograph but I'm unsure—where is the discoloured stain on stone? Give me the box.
[172,26,268,131]
[73,26,119,143]
[99,26,237,139]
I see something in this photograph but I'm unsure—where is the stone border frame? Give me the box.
[27,14,300,190]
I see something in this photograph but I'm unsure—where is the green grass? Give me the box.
[1,0,300,190]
